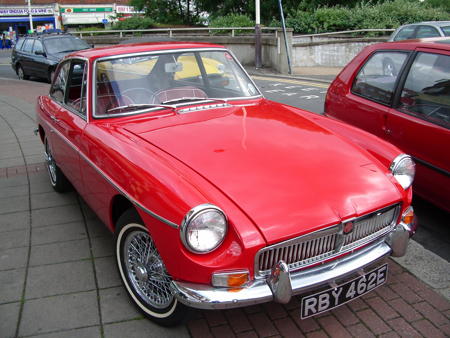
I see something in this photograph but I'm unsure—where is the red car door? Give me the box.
[49,60,88,193]
[386,50,450,211]
[331,51,410,138]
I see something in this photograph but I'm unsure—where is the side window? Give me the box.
[394,26,416,41]
[442,26,450,37]
[15,39,25,51]
[66,60,88,116]
[22,39,34,53]
[33,40,44,55]
[50,62,70,103]
[416,26,441,39]
[399,52,449,129]
[352,52,408,105]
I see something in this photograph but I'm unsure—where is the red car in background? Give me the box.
[36,42,416,326]
[325,38,450,212]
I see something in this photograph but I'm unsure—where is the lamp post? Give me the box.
[27,0,34,33]
[255,0,262,69]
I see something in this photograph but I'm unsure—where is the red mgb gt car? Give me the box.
[36,42,416,326]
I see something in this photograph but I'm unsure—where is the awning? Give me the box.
[0,16,55,23]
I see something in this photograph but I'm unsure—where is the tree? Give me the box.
[129,0,200,25]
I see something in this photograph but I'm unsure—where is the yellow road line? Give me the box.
[252,75,329,89]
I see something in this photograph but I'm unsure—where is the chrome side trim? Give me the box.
[41,118,179,229]
[172,239,392,310]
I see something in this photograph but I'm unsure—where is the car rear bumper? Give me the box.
[171,222,412,310]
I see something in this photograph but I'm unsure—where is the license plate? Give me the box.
[300,264,388,319]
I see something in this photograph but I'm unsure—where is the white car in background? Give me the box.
[389,21,450,41]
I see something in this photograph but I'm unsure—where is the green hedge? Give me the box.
[209,14,254,34]
[112,16,156,30]
[285,0,450,34]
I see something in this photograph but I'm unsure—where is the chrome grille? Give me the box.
[255,204,400,277]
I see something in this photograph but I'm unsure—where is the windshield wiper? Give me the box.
[161,97,228,105]
[106,103,176,114]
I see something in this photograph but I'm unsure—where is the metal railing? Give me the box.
[72,27,282,39]
[293,28,395,43]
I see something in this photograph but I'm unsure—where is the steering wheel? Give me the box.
[121,88,154,104]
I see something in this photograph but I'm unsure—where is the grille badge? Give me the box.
[343,221,354,234]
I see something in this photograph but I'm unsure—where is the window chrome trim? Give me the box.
[41,118,179,229]
[91,47,263,119]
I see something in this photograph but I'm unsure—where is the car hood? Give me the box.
[123,101,402,244]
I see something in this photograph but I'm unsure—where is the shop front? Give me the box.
[0,6,57,37]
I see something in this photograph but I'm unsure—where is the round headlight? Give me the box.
[181,204,227,254]
[390,154,415,190]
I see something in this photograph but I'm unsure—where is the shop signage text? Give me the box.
[62,8,113,14]
[0,8,54,16]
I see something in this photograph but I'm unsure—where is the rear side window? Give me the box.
[394,26,416,41]
[33,40,44,54]
[442,26,450,37]
[352,51,408,105]
[416,25,441,39]
[399,52,449,129]
[22,39,34,53]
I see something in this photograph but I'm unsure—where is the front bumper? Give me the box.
[172,222,412,310]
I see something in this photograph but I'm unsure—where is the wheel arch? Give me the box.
[110,194,137,232]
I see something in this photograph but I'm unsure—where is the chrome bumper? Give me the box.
[172,222,411,310]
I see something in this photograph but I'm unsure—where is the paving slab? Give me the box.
[0,301,20,338]
[31,204,84,228]
[0,246,28,271]
[95,256,122,289]
[19,291,99,336]
[30,239,91,266]
[91,235,115,258]
[31,221,87,246]
[30,191,78,210]
[100,286,142,324]
[0,268,25,303]
[22,326,102,338]
[25,260,95,299]
[0,194,29,214]
[104,318,189,338]
[0,229,30,250]
[0,210,29,232]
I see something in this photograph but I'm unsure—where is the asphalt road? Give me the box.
[1,60,448,261]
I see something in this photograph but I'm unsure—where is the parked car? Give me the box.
[388,21,450,41]
[11,32,90,82]
[36,42,417,326]
[325,38,449,213]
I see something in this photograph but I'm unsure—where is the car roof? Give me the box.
[370,37,450,51]
[69,42,226,61]
[400,21,450,27]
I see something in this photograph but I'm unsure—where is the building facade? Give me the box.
[0,1,136,37]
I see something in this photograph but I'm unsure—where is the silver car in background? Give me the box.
[389,21,450,41]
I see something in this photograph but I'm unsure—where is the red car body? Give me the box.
[325,38,450,212]
[36,42,416,324]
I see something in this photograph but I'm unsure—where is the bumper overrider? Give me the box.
[171,220,415,310]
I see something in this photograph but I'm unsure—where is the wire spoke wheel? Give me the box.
[45,140,57,185]
[123,230,174,309]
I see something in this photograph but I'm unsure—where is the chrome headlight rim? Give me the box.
[390,154,415,190]
[180,203,228,254]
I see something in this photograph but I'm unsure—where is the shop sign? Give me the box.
[116,6,144,14]
[61,8,113,14]
[0,7,54,16]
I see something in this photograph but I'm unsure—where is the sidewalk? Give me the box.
[244,65,341,84]
[0,79,449,338]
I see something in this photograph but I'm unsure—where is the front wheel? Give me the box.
[115,209,186,326]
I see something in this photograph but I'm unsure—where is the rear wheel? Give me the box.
[44,137,71,192]
[17,65,29,80]
[115,209,187,326]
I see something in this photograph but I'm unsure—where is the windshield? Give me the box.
[44,37,90,54]
[94,50,261,117]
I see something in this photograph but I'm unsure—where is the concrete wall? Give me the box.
[292,37,387,67]
[83,29,293,74]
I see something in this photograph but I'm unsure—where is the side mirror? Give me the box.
[35,50,46,56]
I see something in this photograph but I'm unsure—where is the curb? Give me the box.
[246,70,334,85]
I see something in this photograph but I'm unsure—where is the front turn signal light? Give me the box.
[401,206,417,236]
[212,270,250,288]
